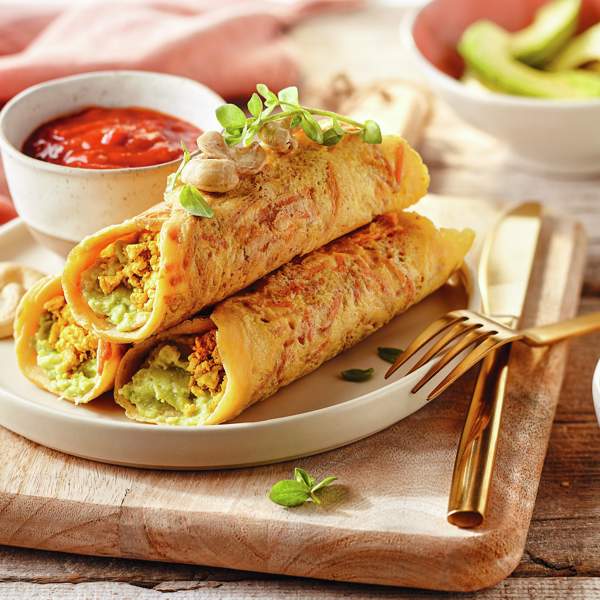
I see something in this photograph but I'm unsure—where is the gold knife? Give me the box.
[447,202,543,528]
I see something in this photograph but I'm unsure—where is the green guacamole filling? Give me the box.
[82,232,159,332]
[35,298,98,400]
[120,336,226,426]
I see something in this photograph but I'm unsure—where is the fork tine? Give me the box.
[384,312,466,379]
[406,322,482,375]
[426,337,512,401]
[410,329,493,394]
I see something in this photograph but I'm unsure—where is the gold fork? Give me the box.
[385,309,600,400]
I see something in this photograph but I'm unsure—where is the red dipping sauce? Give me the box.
[22,106,202,169]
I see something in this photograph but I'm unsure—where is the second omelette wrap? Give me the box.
[63,134,429,343]
[14,276,125,403]
[114,212,474,425]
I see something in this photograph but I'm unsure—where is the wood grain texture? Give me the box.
[0,577,599,600]
[0,206,586,593]
[0,342,597,598]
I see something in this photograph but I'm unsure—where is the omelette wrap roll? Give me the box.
[115,212,474,425]
[14,275,126,403]
[63,134,429,343]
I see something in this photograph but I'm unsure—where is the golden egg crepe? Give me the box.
[114,212,474,426]
[14,275,126,403]
[63,134,429,344]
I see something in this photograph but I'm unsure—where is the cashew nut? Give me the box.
[180,157,239,193]
[0,263,44,338]
[196,131,231,159]
[258,122,297,153]
[230,143,267,176]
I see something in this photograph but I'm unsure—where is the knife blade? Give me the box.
[447,201,542,528]
[479,201,543,323]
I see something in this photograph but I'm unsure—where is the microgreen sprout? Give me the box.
[216,83,382,147]
[168,84,383,217]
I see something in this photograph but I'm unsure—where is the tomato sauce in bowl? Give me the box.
[22,106,202,169]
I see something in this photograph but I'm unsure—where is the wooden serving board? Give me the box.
[0,197,585,592]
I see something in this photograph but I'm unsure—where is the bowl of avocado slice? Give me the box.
[405,0,600,173]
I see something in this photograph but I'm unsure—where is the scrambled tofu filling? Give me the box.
[82,232,159,332]
[120,331,226,425]
[35,295,98,399]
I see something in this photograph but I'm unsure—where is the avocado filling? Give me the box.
[82,232,159,332]
[120,330,226,425]
[35,295,99,400]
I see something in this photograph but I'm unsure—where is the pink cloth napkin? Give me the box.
[0,0,360,223]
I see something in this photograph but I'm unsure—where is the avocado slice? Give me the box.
[461,69,503,93]
[511,0,580,66]
[458,21,600,98]
[548,22,600,70]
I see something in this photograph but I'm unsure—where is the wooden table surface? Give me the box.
[1,5,599,599]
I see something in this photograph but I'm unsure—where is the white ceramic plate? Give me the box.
[0,213,480,469]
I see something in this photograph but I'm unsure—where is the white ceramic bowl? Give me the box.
[403,0,600,174]
[592,360,600,426]
[0,71,224,256]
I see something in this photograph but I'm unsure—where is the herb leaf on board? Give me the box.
[269,469,338,507]
[295,467,316,488]
[269,480,311,507]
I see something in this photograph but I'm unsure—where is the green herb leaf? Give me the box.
[247,93,263,118]
[260,104,276,120]
[179,184,214,218]
[332,118,345,136]
[243,122,261,146]
[256,83,270,97]
[165,141,192,193]
[269,469,338,508]
[300,113,323,144]
[223,129,243,146]
[278,86,299,108]
[269,480,311,507]
[289,114,302,128]
[377,347,404,364]
[294,467,315,488]
[165,172,178,194]
[216,103,247,130]
[180,140,191,161]
[341,368,374,382]
[214,85,382,151]
[311,476,337,494]
[256,83,278,106]
[362,119,382,144]
[322,127,342,146]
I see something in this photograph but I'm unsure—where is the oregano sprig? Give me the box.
[217,83,382,148]
[269,468,337,507]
